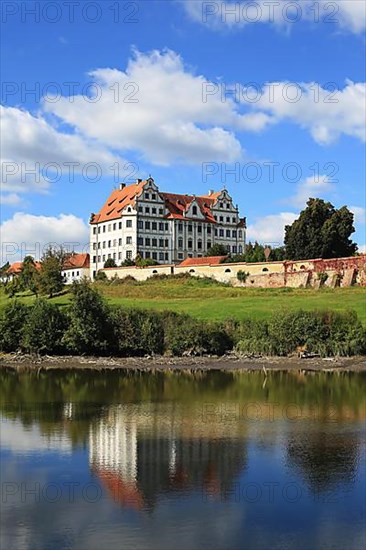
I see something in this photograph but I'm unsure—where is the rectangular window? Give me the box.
[188,240,193,249]
[159,208,163,215]
[118,238,122,246]
[232,230,237,238]
[102,242,105,249]
[113,253,116,260]
[138,206,143,213]
[126,220,132,228]
[137,237,143,245]
[145,238,151,246]
[108,240,111,247]
[219,216,223,222]
[165,222,169,231]
[108,224,111,231]
[98,227,101,234]
[219,229,224,237]
[198,241,202,250]
[226,230,231,238]
[165,253,168,260]
[119,222,122,229]
[118,252,122,260]
[113,223,116,230]
[145,221,150,230]
[178,253,183,259]
[93,243,97,250]
[146,251,151,259]
[93,256,96,263]
[232,217,236,223]
[188,224,192,232]
[152,238,157,247]
[102,255,105,262]
[145,207,150,214]
[93,227,96,234]
[227,204,230,209]
[103,226,106,233]
[207,242,211,249]
[178,223,183,232]
[165,239,169,247]
[113,239,117,246]
[178,238,183,248]
[107,253,111,259]
[152,252,157,260]
[152,207,157,215]
[126,251,132,259]
[238,230,243,238]
[214,229,218,236]
[197,225,202,233]
[159,252,164,260]
[152,193,156,200]
[207,226,211,234]
[126,236,132,244]
[226,217,230,223]
[98,256,101,262]
[159,238,164,247]
[144,193,149,200]
[239,245,243,254]
[138,220,143,229]
[159,222,164,231]
[152,221,157,230]
[232,246,237,254]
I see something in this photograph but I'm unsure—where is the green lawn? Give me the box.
[1,279,365,325]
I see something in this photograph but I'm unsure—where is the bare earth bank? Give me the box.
[0,353,365,372]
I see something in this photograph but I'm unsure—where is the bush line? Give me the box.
[0,280,365,358]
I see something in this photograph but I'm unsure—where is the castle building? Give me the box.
[89,177,246,277]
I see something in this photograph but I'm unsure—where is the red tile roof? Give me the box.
[90,181,229,225]
[179,256,227,267]
[7,261,42,275]
[90,180,147,224]
[63,253,90,270]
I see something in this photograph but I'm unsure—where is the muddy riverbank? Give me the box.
[1,353,365,372]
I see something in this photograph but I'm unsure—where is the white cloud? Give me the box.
[246,212,298,244]
[252,80,366,145]
[288,174,333,208]
[183,1,366,34]
[358,244,366,253]
[0,193,24,206]
[43,49,246,165]
[1,212,89,264]
[350,206,366,225]
[1,105,123,194]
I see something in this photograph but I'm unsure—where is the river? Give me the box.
[1,369,365,549]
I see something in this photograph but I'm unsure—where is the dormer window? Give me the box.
[144,193,150,200]
[220,202,223,208]
[192,205,197,215]
[152,193,156,200]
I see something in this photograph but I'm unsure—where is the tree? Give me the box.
[205,244,228,257]
[284,199,357,260]
[22,299,67,354]
[38,247,64,298]
[19,256,40,295]
[62,280,113,355]
[104,258,117,268]
[0,301,29,352]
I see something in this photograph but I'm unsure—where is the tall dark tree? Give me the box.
[38,247,65,298]
[205,244,228,257]
[19,256,40,295]
[284,199,357,260]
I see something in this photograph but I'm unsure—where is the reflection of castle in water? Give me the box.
[89,403,247,510]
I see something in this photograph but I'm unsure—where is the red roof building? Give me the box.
[90,176,246,276]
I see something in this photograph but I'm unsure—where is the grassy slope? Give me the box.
[1,278,365,325]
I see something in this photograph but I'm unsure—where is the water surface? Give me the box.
[1,369,365,550]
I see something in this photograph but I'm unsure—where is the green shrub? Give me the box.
[62,280,114,355]
[22,299,67,355]
[111,308,164,356]
[161,312,232,356]
[237,270,249,283]
[0,301,29,352]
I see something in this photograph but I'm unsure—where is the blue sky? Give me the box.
[1,0,365,262]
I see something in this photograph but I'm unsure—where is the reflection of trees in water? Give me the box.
[286,428,360,493]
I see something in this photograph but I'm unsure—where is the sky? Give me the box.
[1,0,365,263]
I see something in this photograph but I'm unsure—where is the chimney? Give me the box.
[208,189,214,196]
[136,178,142,184]
[119,183,126,190]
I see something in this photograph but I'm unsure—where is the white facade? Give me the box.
[61,267,90,285]
[90,177,246,278]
